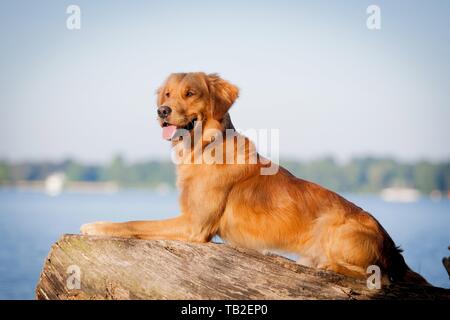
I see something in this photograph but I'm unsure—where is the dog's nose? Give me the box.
[157,106,172,119]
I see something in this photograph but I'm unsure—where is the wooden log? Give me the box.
[35,234,450,300]
[443,246,450,279]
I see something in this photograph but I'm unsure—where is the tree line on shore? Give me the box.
[0,155,449,194]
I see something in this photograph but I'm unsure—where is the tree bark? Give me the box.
[35,234,450,300]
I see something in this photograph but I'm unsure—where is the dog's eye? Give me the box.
[186,91,195,97]
[165,92,170,98]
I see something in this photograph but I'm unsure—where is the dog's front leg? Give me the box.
[80,215,208,242]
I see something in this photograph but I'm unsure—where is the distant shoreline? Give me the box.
[1,156,449,199]
[0,180,175,195]
[1,182,448,203]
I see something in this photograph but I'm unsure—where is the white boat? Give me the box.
[45,172,66,196]
[380,187,420,203]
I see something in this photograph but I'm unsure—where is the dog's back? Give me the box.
[217,162,429,285]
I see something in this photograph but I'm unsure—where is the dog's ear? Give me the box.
[207,73,239,120]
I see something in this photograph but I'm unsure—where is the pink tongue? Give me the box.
[162,125,177,140]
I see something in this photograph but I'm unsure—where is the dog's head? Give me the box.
[156,72,239,141]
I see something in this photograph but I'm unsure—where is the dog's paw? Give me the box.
[80,221,111,235]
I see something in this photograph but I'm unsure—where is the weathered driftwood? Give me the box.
[443,246,450,279]
[35,234,450,300]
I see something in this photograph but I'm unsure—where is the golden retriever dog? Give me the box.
[81,72,428,285]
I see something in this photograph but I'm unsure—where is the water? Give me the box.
[0,189,448,299]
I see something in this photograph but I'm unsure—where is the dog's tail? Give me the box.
[381,240,430,286]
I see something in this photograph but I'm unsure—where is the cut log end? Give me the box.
[35,234,450,300]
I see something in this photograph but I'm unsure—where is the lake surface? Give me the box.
[0,189,448,299]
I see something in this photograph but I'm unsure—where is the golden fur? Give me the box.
[81,72,428,285]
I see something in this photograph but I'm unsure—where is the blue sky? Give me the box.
[0,0,449,163]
